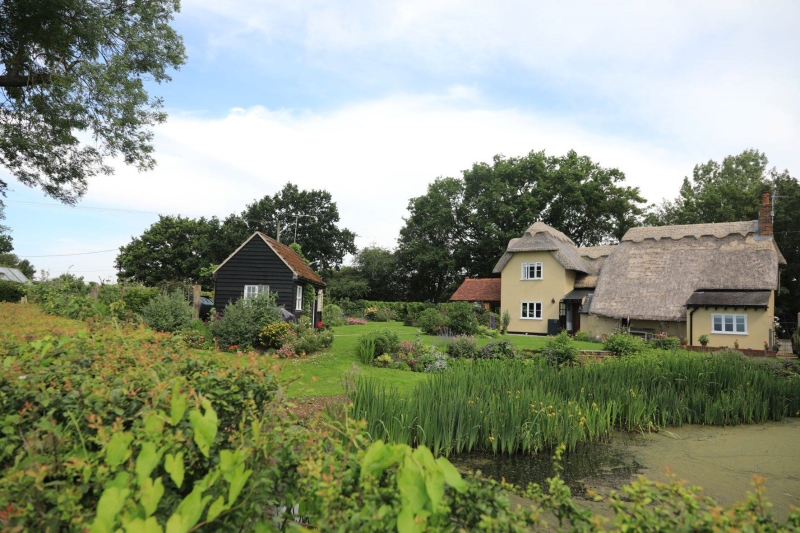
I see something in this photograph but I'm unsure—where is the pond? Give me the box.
[450,418,800,520]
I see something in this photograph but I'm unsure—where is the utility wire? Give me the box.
[18,248,118,258]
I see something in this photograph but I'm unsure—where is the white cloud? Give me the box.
[85,89,695,254]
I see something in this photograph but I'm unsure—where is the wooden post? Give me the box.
[90,285,99,299]
[193,285,201,320]
[20,295,27,305]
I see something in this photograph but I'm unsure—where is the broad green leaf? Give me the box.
[219,449,246,482]
[397,507,422,533]
[90,486,130,533]
[206,496,226,522]
[170,382,186,426]
[188,401,218,458]
[105,472,131,490]
[436,457,467,493]
[165,486,212,533]
[135,442,161,486]
[105,431,134,468]
[398,455,428,514]
[124,517,164,533]
[164,452,185,488]
[227,466,252,506]
[361,441,406,482]
[140,477,165,517]
[145,412,164,438]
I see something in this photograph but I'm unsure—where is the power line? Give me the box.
[19,248,118,258]
[5,200,167,216]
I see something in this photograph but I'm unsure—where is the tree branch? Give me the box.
[0,72,51,88]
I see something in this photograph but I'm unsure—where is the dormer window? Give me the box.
[521,262,543,280]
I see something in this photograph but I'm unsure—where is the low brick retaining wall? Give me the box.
[682,345,778,358]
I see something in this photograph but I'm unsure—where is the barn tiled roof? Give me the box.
[450,278,501,302]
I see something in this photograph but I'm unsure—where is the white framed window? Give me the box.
[521,262,543,280]
[712,313,747,334]
[521,302,542,320]
[295,286,303,310]
[243,285,269,299]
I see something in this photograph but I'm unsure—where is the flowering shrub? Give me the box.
[445,335,480,359]
[345,317,367,325]
[417,308,446,334]
[258,321,292,349]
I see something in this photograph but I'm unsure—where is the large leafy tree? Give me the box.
[396,177,465,302]
[116,215,213,287]
[0,205,35,278]
[352,246,402,301]
[0,0,185,204]
[242,183,356,271]
[324,266,370,302]
[459,150,645,276]
[646,149,800,332]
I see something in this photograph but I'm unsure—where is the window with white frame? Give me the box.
[243,285,269,299]
[295,286,303,310]
[521,262,543,280]
[712,313,747,334]
[521,302,542,319]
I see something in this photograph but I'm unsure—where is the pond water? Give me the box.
[450,418,800,520]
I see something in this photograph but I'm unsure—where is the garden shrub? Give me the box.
[604,332,646,357]
[479,340,518,359]
[258,321,292,349]
[420,346,449,372]
[445,335,480,359]
[357,336,376,364]
[417,307,446,334]
[175,320,212,349]
[374,306,395,322]
[322,303,344,326]
[140,290,193,332]
[26,274,104,320]
[574,330,597,343]
[209,291,283,349]
[404,301,431,325]
[445,301,480,335]
[359,327,400,356]
[0,280,24,302]
[650,333,681,351]
[293,327,335,355]
[540,331,579,366]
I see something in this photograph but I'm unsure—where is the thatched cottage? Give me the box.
[493,193,784,349]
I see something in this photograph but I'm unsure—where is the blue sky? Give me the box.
[3,0,799,280]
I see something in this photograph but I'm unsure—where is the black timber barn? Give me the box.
[213,232,325,319]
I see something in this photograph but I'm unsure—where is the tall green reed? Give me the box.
[350,352,800,456]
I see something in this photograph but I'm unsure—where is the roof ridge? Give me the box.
[623,220,756,242]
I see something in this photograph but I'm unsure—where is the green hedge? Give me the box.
[0,280,25,302]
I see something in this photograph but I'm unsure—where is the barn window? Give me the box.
[295,286,303,310]
[244,285,269,299]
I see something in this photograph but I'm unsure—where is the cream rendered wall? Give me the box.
[629,319,685,338]
[581,314,618,337]
[501,251,573,334]
[686,292,775,349]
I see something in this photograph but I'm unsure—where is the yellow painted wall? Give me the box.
[582,315,685,339]
[581,314,619,337]
[686,292,774,349]
[628,319,685,338]
[501,251,573,334]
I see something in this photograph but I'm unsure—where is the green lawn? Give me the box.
[272,322,603,398]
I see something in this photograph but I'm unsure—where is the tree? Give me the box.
[645,149,800,332]
[0,204,11,253]
[460,150,645,276]
[645,149,768,226]
[324,266,370,302]
[396,178,465,302]
[116,215,212,287]
[242,183,356,271]
[0,0,185,204]
[353,246,402,301]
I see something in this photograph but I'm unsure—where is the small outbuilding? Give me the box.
[0,266,29,284]
[449,278,501,312]
[213,232,325,321]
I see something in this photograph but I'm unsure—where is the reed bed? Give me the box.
[349,351,800,456]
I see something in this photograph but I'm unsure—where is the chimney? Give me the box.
[758,191,773,237]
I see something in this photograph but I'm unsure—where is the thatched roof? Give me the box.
[573,245,616,288]
[492,222,588,274]
[589,221,783,322]
[686,290,770,308]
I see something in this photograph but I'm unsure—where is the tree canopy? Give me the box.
[0,0,185,204]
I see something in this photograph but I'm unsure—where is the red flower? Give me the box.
[316,321,323,328]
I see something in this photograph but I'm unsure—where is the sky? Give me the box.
[2,0,800,281]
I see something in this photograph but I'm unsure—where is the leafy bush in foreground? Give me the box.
[417,307,446,334]
[210,291,282,349]
[0,280,24,302]
[141,290,193,332]
[604,332,646,356]
[445,335,480,359]
[443,301,479,335]
[540,331,579,365]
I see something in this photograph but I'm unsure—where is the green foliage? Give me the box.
[0,279,24,302]
[417,307,446,334]
[540,331,579,365]
[604,332,646,356]
[373,306,396,322]
[26,274,105,320]
[303,283,316,317]
[140,291,193,333]
[258,321,292,349]
[444,301,479,335]
[209,291,282,349]
[698,334,710,344]
[0,0,186,204]
[650,334,681,351]
[359,327,400,356]
[574,330,598,343]
[501,310,511,334]
[357,336,376,365]
[479,340,518,359]
[351,352,800,456]
[445,335,479,359]
[175,320,212,349]
[323,303,344,326]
